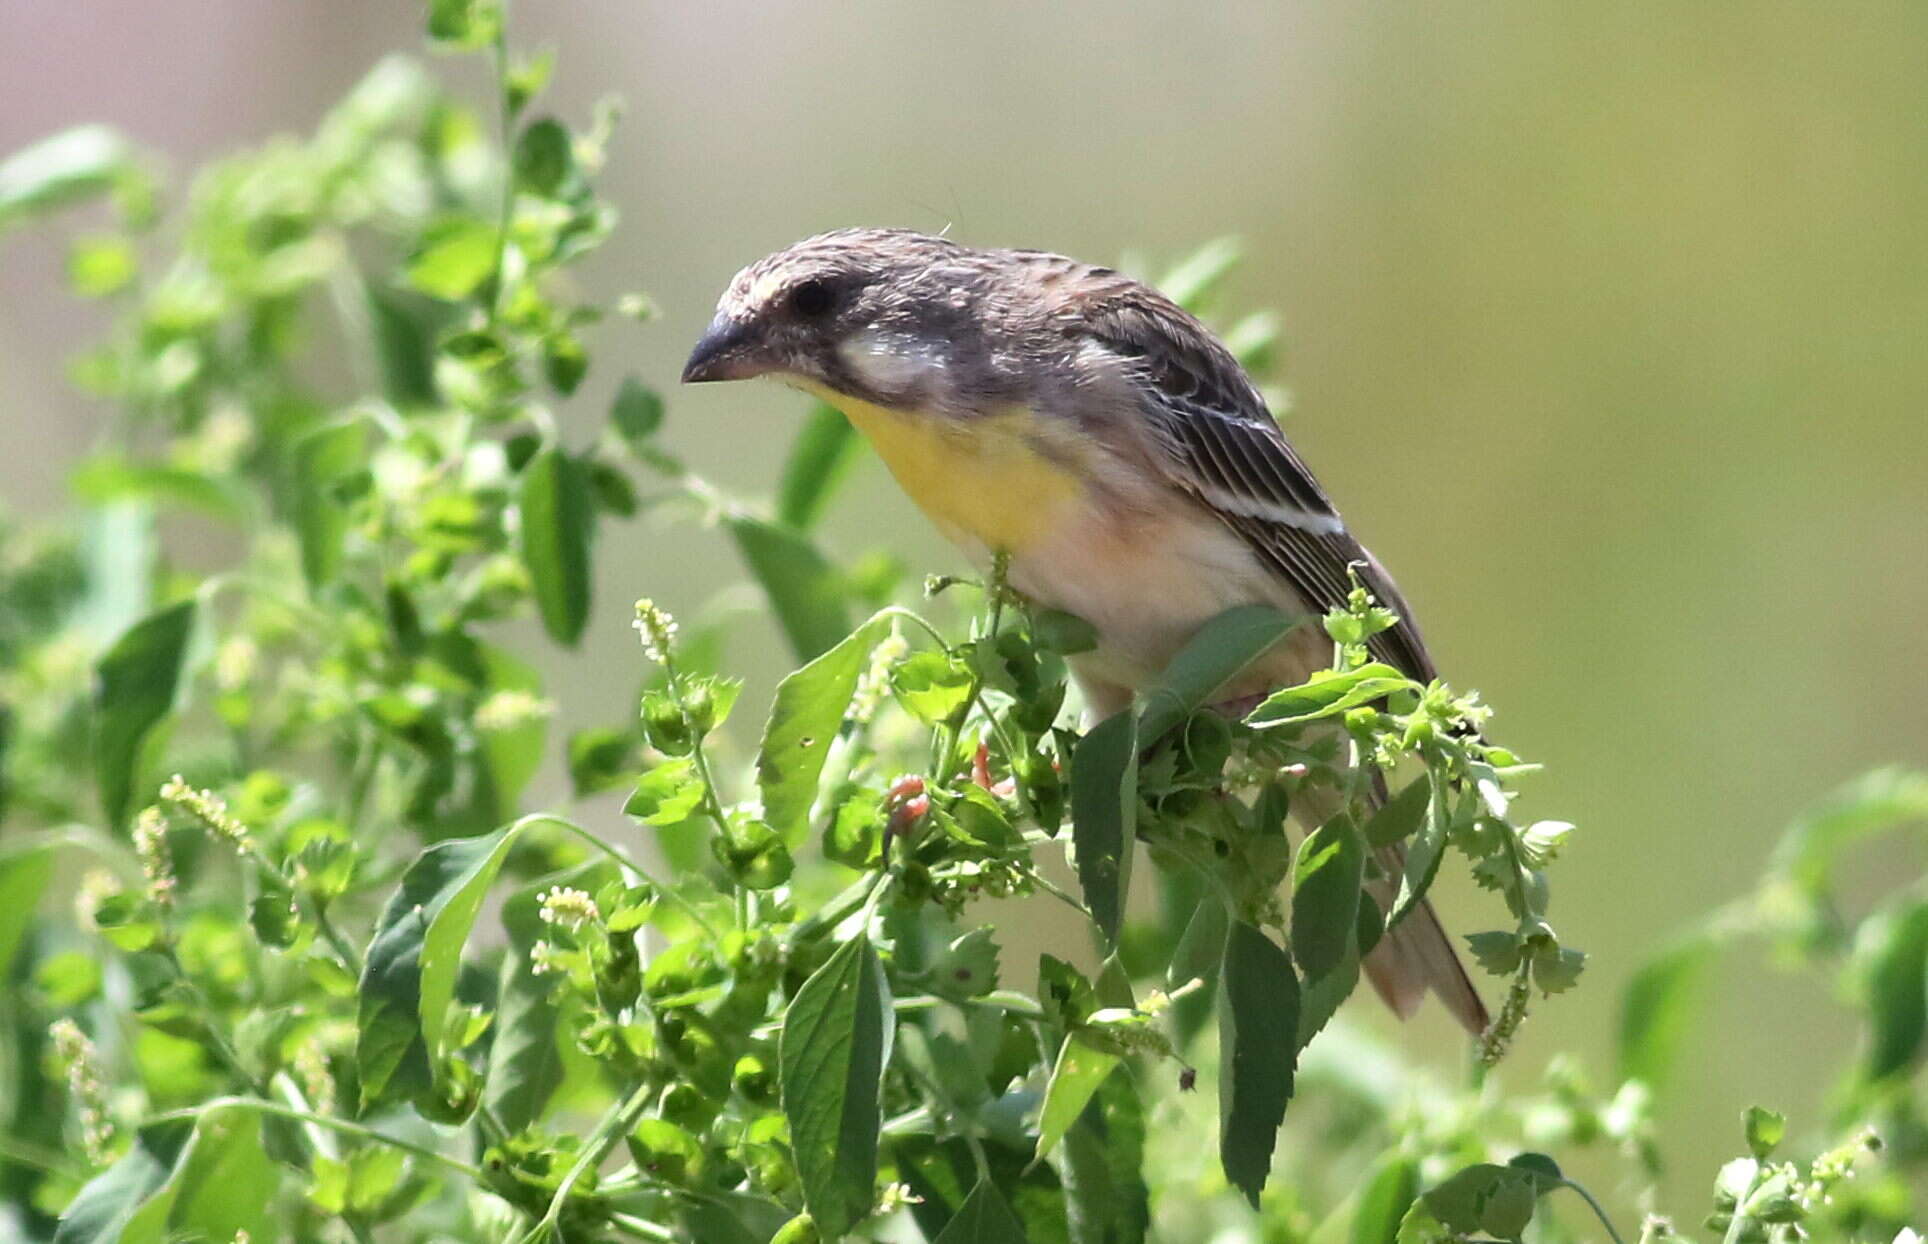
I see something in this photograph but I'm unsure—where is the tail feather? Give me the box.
[1363,844,1489,1035]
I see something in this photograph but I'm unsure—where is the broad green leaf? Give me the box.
[1168,895,1229,995]
[1292,813,1365,981]
[1056,1066,1149,1244]
[758,613,887,844]
[932,1178,1033,1244]
[53,1119,194,1244]
[356,822,529,1109]
[1247,664,1413,728]
[1364,774,1431,847]
[728,514,850,663]
[366,283,438,406]
[474,642,547,817]
[1351,1153,1420,1244]
[625,757,705,825]
[70,455,243,520]
[1034,1033,1121,1162]
[1138,604,1302,740]
[898,1137,1071,1244]
[1617,932,1717,1089]
[0,843,53,979]
[777,402,862,531]
[779,931,893,1238]
[1744,1106,1787,1160]
[1857,896,1928,1084]
[484,875,575,1131]
[405,216,499,301]
[611,375,664,448]
[1218,920,1299,1207]
[290,416,369,589]
[93,598,195,827]
[1418,1163,1555,1242]
[1769,767,1928,897]
[888,648,976,725]
[0,125,132,227]
[1389,789,1447,929]
[512,118,575,196]
[1070,710,1138,946]
[427,0,501,47]
[162,1109,276,1242]
[519,445,594,645]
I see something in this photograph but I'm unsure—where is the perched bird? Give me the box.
[684,228,1487,1033]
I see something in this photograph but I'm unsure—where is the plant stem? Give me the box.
[146,1097,484,1180]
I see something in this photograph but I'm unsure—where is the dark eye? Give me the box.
[790,278,836,319]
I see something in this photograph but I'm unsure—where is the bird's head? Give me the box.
[682,228,997,409]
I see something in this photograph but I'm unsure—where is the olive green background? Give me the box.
[4,1,1925,1201]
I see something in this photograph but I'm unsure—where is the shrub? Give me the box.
[0,6,1920,1241]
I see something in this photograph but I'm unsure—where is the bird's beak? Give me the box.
[681,315,763,384]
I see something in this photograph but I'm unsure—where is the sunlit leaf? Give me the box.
[93,598,195,827]
[777,403,861,531]
[0,125,132,228]
[1138,604,1301,740]
[779,930,892,1238]
[519,444,594,645]
[1218,920,1299,1206]
[757,612,887,844]
[728,514,850,663]
[931,1178,1032,1243]
[1034,1033,1121,1162]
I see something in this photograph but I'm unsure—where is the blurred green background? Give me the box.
[4,0,1925,1203]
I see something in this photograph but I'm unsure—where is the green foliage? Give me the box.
[0,9,1920,1244]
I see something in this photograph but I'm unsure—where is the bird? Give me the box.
[682,227,1487,1034]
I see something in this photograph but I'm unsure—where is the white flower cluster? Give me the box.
[158,775,254,854]
[132,806,176,904]
[632,597,679,663]
[50,1018,114,1164]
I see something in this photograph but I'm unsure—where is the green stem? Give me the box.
[518,1082,654,1243]
[145,1097,484,1180]
[1556,1178,1629,1244]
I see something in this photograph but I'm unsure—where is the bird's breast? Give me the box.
[809,391,1088,556]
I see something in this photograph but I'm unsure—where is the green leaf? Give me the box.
[0,843,54,980]
[1070,710,1138,946]
[1768,767,1928,898]
[625,757,705,825]
[1364,774,1431,847]
[366,283,439,406]
[1292,813,1365,981]
[1034,1033,1122,1162]
[1617,932,1717,1089]
[1419,1164,1554,1243]
[1218,920,1300,1207]
[1857,896,1928,1084]
[932,1178,1033,1244]
[567,725,636,796]
[777,403,862,530]
[519,445,594,646]
[888,648,976,725]
[512,118,575,196]
[289,416,369,589]
[728,514,851,663]
[1246,664,1413,728]
[161,1109,276,1242]
[484,876,572,1130]
[93,598,195,827]
[356,822,529,1109]
[757,613,886,844]
[1743,1106,1787,1160]
[1389,787,1447,929]
[1351,1153,1420,1244]
[779,931,893,1238]
[53,1119,194,1244]
[405,216,499,301]
[426,0,502,47]
[70,455,243,520]
[1168,894,1229,995]
[611,375,664,448]
[0,125,132,228]
[1138,604,1302,740]
[53,1108,275,1244]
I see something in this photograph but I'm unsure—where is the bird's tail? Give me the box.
[1361,842,1489,1035]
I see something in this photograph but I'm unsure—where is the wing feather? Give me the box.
[1071,287,1437,679]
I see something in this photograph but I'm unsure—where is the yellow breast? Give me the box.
[802,387,1086,555]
